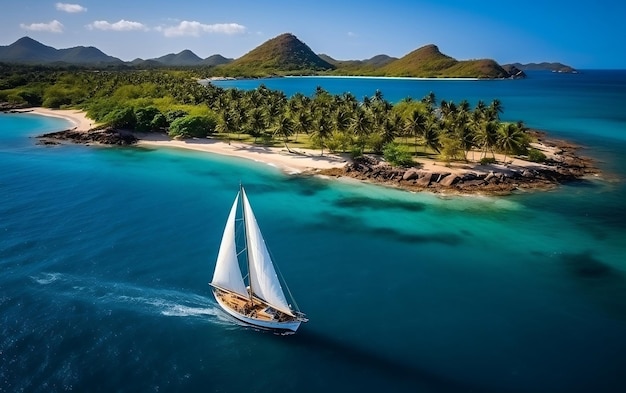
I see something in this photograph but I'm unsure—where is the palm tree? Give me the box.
[248,108,266,143]
[381,112,402,145]
[216,110,237,145]
[373,89,384,104]
[334,109,352,135]
[274,114,295,152]
[456,124,476,161]
[487,99,503,121]
[293,109,312,143]
[404,109,427,153]
[421,91,437,109]
[350,108,373,150]
[476,120,499,159]
[422,119,441,153]
[498,122,527,163]
[312,113,333,156]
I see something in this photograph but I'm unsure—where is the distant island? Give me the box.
[505,62,577,73]
[0,33,539,79]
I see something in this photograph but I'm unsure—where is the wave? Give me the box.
[29,272,234,326]
[31,272,62,285]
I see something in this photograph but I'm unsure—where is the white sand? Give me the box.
[136,133,350,174]
[26,107,348,173]
[29,107,94,131]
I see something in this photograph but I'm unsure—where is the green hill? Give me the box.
[218,33,334,76]
[377,44,510,78]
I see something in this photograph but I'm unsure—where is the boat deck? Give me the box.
[213,288,294,323]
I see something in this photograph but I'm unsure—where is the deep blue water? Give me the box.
[2,71,626,392]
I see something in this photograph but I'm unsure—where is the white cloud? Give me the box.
[20,20,64,33]
[159,21,246,37]
[87,20,148,32]
[348,31,358,38]
[56,3,87,13]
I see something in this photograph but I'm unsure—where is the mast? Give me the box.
[240,183,253,304]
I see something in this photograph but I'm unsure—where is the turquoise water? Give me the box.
[2,72,626,392]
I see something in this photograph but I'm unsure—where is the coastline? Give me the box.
[135,133,350,174]
[24,107,599,195]
[20,107,93,132]
[19,107,349,173]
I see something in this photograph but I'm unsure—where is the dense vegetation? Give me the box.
[1,63,534,165]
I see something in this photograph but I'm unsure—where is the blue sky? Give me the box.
[2,0,625,68]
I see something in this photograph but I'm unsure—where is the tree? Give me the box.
[248,108,266,143]
[350,108,372,150]
[274,114,295,152]
[293,109,312,142]
[422,118,441,153]
[215,110,237,144]
[135,106,163,132]
[168,115,216,139]
[383,142,414,167]
[404,110,426,153]
[440,135,463,163]
[476,120,499,159]
[311,113,333,156]
[104,107,136,129]
[498,122,528,163]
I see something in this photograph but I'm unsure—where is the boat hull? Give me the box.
[213,291,302,332]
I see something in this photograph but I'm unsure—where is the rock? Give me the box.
[402,168,420,181]
[416,173,433,187]
[37,128,137,146]
[440,174,459,186]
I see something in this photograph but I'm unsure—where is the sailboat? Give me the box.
[210,185,308,332]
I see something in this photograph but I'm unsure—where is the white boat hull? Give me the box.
[214,291,302,332]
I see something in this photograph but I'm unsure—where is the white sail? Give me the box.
[242,188,294,316]
[211,193,248,297]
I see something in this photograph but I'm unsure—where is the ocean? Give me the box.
[2,71,625,392]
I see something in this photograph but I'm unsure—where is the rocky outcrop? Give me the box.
[501,64,526,79]
[37,128,137,146]
[320,136,597,195]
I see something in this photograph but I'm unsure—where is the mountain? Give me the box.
[131,52,232,67]
[219,33,334,74]
[364,55,397,67]
[505,62,577,73]
[0,36,522,78]
[154,50,203,66]
[378,44,512,78]
[319,54,397,68]
[0,36,123,65]
[202,54,232,66]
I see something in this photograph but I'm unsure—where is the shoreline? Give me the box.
[135,133,350,174]
[13,107,94,132]
[23,107,600,195]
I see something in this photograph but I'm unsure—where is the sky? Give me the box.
[1,0,625,68]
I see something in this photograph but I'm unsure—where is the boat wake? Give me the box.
[29,272,233,326]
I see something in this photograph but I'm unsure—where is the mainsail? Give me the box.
[241,188,294,316]
[211,194,248,297]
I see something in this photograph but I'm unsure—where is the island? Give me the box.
[29,107,596,196]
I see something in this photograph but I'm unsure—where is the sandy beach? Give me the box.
[136,134,350,174]
[29,107,94,132]
[26,107,349,174]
